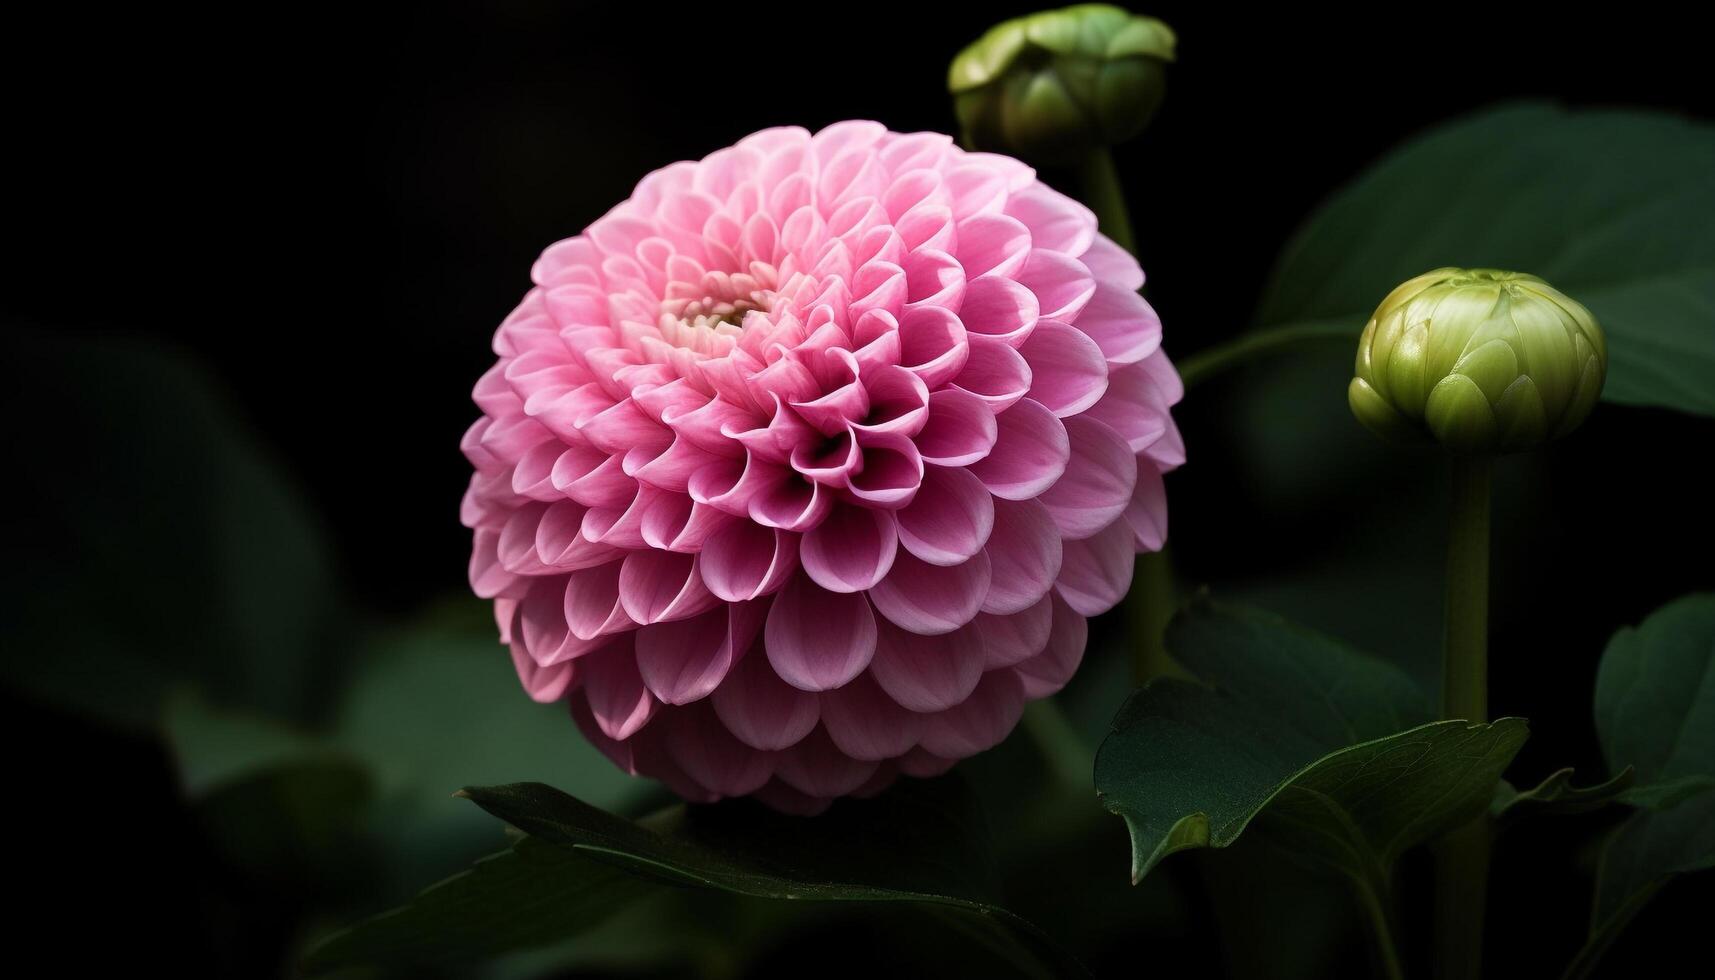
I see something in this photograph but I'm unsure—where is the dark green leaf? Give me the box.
[1566,786,1715,980]
[302,836,657,973]
[333,610,652,897]
[1492,767,1635,821]
[1569,594,1715,976]
[460,779,1083,978]
[1593,593,1715,805]
[1253,103,1715,417]
[0,331,344,725]
[1095,599,1524,885]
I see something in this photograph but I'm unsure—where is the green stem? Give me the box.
[1075,145,1182,684]
[1436,453,1494,980]
[1128,550,1187,684]
[1076,146,1135,254]
[1353,875,1407,980]
[1177,321,1356,389]
[1443,455,1491,724]
[1021,699,1091,792]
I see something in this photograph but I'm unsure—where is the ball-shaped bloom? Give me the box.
[950,4,1176,164]
[462,122,1183,813]
[1349,268,1606,455]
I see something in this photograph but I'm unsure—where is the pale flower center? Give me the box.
[657,264,780,356]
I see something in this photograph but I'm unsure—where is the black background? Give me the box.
[6,1,1713,976]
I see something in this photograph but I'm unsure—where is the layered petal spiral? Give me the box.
[462,122,1183,813]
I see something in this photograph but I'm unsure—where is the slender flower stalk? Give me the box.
[1436,453,1493,980]
[1071,134,1182,684]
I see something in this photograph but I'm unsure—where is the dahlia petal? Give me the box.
[1074,282,1162,367]
[851,764,901,799]
[750,473,834,531]
[469,529,527,599]
[510,643,576,703]
[1083,361,1169,453]
[954,212,1032,279]
[968,398,1069,500]
[497,502,554,574]
[570,696,637,774]
[867,548,991,636]
[1078,235,1145,291]
[712,642,821,750]
[1055,517,1137,617]
[788,430,861,486]
[915,388,998,467]
[881,169,946,222]
[639,493,734,553]
[699,520,799,601]
[764,574,878,691]
[895,465,994,566]
[896,747,958,778]
[774,727,880,798]
[959,274,1040,348]
[895,203,956,253]
[896,305,970,388]
[1003,183,1097,256]
[1125,464,1168,552]
[943,163,1010,219]
[879,131,954,175]
[619,550,719,625]
[537,500,623,570]
[481,415,555,466]
[563,561,635,640]
[918,669,1026,758]
[1017,249,1096,322]
[635,600,765,705]
[510,440,567,502]
[1020,319,1109,418]
[791,379,870,436]
[624,436,723,493]
[981,497,1064,615]
[581,638,657,740]
[665,701,776,797]
[973,594,1055,669]
[580,398,670,457]
[843,434,924,509]
[869,618,986,712]
[580,488,652,549]
[1041,416,1137,540]
[688,454,782,518]
[852,364,930,438]
[752,779,834,816]
[551,446,636,508]
[900,248,966,311]
[1014,594,1088,698]
[818,672,926,761]
[1144,413,1186,471]
[849,261,908,323]
[800,504,899,593]
[951,336,1032,411]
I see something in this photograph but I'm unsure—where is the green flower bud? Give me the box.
[1349,269,1606,455]
[949,4,1176,164]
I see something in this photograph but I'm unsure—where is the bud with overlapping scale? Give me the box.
[1348,268,1606,455]
[949,4,1176,165]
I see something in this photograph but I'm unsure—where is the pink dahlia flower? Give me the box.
[462,122,1182,814]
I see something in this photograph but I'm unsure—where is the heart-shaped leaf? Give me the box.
[1567,595,1715,976]
[1095,599,1526,887]
[1594,593,1715,807]
[1251,103,1715,417]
